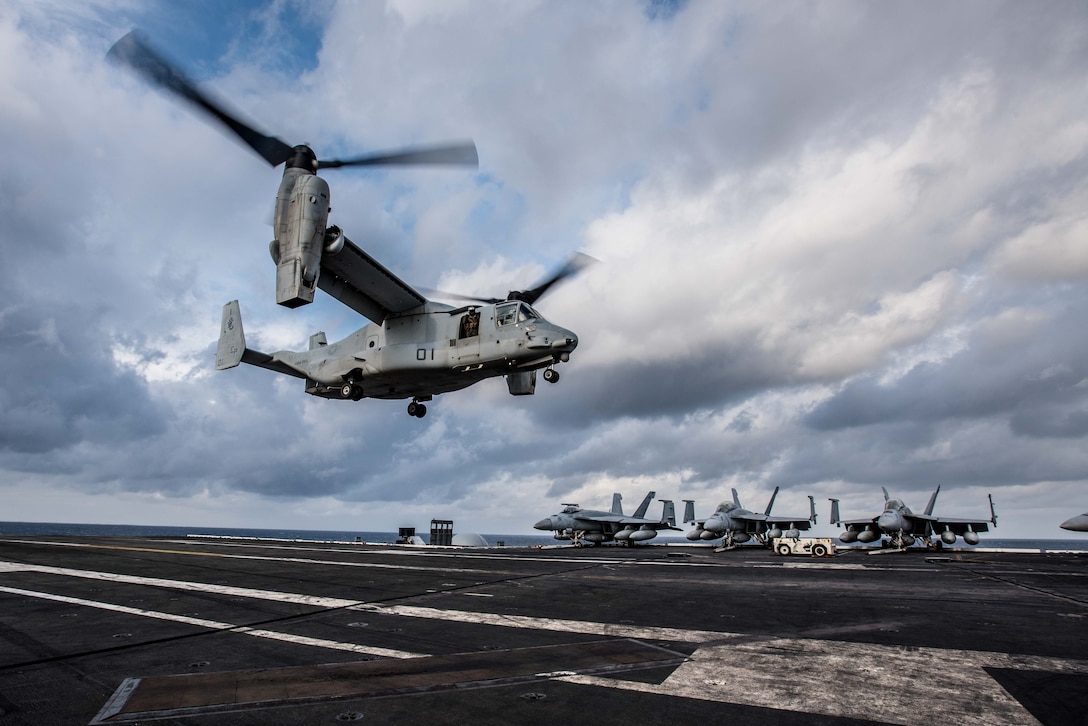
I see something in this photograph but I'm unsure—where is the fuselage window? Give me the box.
[459,310,481,339]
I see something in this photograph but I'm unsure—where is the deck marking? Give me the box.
[353,604,731,642]
[0,584,421,659]
[0,560,362,608]
[0,539,483,573]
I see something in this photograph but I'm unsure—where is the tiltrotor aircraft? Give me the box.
[108,32,584,417]
[830,486,997,550]
[533,491,680,546]
[683,487,817,550]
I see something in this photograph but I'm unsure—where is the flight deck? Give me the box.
[0,536,1085,725]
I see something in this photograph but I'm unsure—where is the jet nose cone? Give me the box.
[877,513,901,533]
[533,518,554,531]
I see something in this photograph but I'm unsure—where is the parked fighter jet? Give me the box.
[1060,513,1088,532]
[533,491,680,546]
[830,486,997,549]
[683,487,816,550]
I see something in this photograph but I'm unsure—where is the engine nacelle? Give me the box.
[857,529,880,543]
[767,527,783,540]
[963,530,980,545]
[272,170,330,309]
[784,528,800,540]
[839,529,859,543]
[941,530,957,545]
[629,529,657,542]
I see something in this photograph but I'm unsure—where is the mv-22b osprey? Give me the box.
[109,32,585,418]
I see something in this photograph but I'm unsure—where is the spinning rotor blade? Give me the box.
[319,142,479,169]
[512,252,596,305]
[426,252,596,307]
[107,31,293,167]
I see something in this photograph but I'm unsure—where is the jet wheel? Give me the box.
[341,384,362,400]
[543,368,560,383]
[408,401,428,418]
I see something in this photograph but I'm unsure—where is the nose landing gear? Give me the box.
[543,368,560,383]
[407,397,431,418]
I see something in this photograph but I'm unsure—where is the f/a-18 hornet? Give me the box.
[109,32,585,418]
[830,486,997,550]
[534,491,680,546]
[683,487,817,550]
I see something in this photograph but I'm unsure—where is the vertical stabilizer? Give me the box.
[659,500,676,527]
[731,488,742,508]
[764,486,780,515]
[808,495,817,524]
[924,485,941,516]
[881,487,890,502]
[633,491,655,519]
[216,300,245,370]
[829,498,842,525]
[683,500,695,524]
[989,494,998,525]
[611,493,623,516]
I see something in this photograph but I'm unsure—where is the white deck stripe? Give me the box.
[0,585,421,659]
[0,561,360,608]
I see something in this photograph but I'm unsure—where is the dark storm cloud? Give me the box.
[805,296,1088,434]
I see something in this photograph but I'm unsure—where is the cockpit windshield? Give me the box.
[561,504,581,514]
[885,499,904,511]
[495,302,540,327]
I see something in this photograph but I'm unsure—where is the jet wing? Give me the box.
[764,516,813,531]
[318,237,427,322]
[933,518,992,534]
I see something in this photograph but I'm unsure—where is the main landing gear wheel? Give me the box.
[407,401,428,418]
[341,384,363,400]
[543,368,560,383]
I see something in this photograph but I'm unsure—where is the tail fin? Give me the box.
[829,498,842,525]
[659,500,676,527]
[731,488,742,507]
[881,487,890,502]
[683,499,695,524]
[988,494,998,526]
[924,485,941,516]
[611,493,623,516]
[808,495,817,524]
[633,491,655,519]
[764,486,780,515]
[216,300,245,370]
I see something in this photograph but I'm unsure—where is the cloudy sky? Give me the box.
[2,0,1086,538]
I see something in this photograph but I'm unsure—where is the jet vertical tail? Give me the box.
[808,495,817,524]
[659,500,676,527]
[881,487,890,502]
[611,493,623,516]
[633,491,656,519]
[731,488,742,507]
[216,300,245,370]
[764,486,780,515]
[924,485,941,516]
[682,500,695,524]
[989,494,998,526]
[829,498,842,526]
